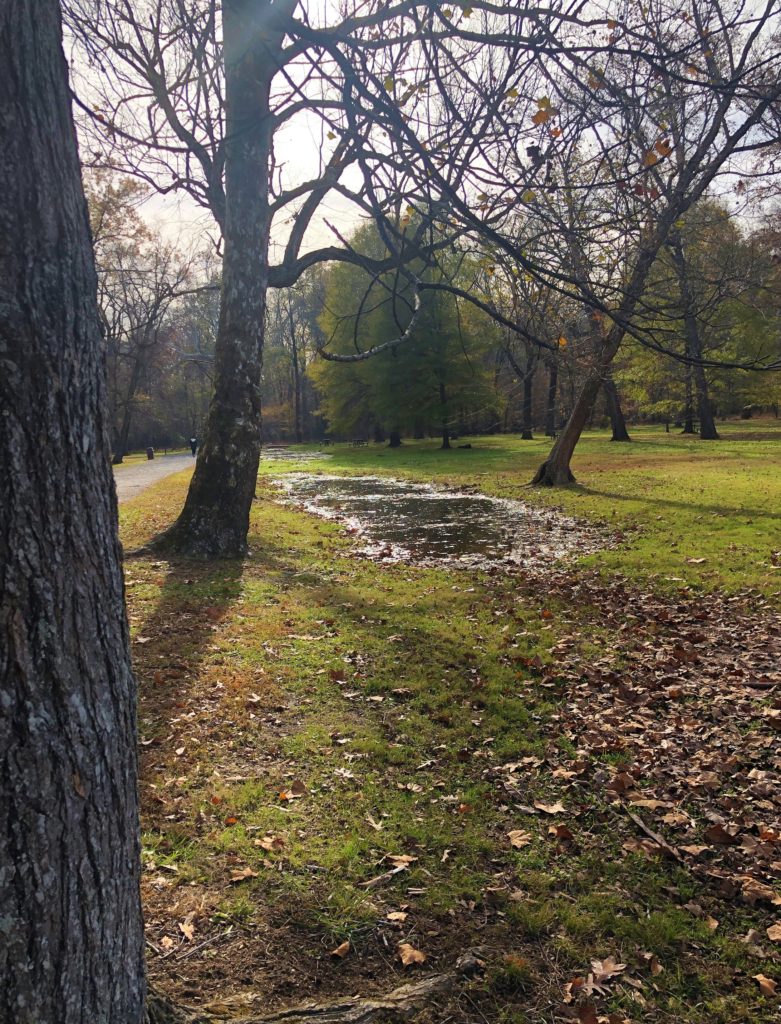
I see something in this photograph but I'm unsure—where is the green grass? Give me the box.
[258,420,781,598]
[122,420,781,1022]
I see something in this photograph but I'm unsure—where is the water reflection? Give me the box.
[261,447,331,463]
[277,474,605,569]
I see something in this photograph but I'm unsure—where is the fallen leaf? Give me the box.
[741,876,781,905]
[577,1004,599,1024]
[704,823,740,846]
[254,835,285,852]
[508,829,532,848]
[767,923,781,942]
[753,974,777,997]
[398,942,427,966]
[591,956,627,982]
[330,940,350,958]
[388,854,418,868]
[178,914,196,942]
[534,801,566,814]
[387,911,408,922]
[229,866,259,883]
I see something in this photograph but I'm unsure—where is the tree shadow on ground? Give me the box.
[579,486,781,521]
[127,556,245,780]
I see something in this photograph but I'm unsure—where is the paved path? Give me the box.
[114,453,194,504]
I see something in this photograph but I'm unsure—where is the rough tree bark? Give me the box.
[153,0,276,557]
[0,1,145,1021]
[668,233,720,440]
[603,373,631,442]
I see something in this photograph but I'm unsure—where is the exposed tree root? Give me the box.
[530,459,576,486]
[146,952,485,1024]
[231,974,457,1024]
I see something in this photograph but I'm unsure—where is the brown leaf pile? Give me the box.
[497,569,781,904]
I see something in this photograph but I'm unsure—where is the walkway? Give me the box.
[113,453,194,504]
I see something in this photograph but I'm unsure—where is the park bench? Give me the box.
[351,438,368,446]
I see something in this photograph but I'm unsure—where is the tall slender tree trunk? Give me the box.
[292,337,302,444]
[603,373,631,441]
[0,2,144,1020]
[154,0,275,556]
[545,361,558,436]
[112,345,146,463]
[669,233,719,440]
[388,429,402,447]
[440,382,451,449]
[521,371,534,439]
[682,362,695,433]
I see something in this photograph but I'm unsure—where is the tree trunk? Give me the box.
[532,368,605,485]
[545,361,558,436]
[669,233,719,440]
[440,382,451,448]
[289,305,303,444]
[388,429,402,448]
[0,2,144,1021]
[521,371,534,440]
[682,361,695,433]
[693,361,719,440]
[603,374,631,441]
[153,0,275,557]
[113,345,146,463]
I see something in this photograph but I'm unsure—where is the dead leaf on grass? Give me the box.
[254,835,285,852]
[767,922,781,942]
[577,1004,598,1024]
[398,942,426,966]
[753,973,777,997]
[388,854,418,868]
[508,829,532,848]
[741,876,781,905]
[591,956,627,982]
[229,866,259,883]
[330,941,350,959]
[534,800,566,814]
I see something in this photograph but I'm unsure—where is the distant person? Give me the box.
[189,436,197,457]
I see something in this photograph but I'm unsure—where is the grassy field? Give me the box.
[120,422,781,1023]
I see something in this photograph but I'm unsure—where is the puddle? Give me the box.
[261,446,331,463]
[276,474,607,570]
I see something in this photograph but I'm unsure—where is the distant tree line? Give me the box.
[96,195,780,453]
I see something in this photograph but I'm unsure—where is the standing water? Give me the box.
[276,474,606,570]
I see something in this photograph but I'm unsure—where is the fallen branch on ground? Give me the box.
[146,951,486,1024]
